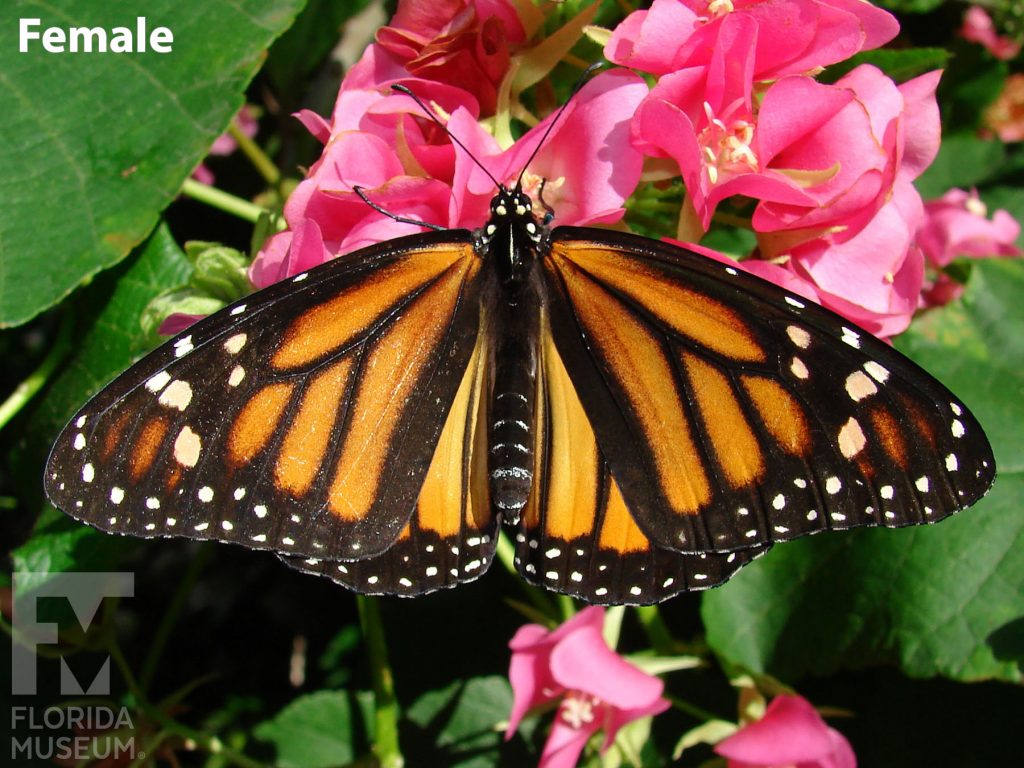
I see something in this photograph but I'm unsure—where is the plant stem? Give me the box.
[357,596,404,768]
[107,629,269,768]
[495,531,559,619]
[665,692,722,723]
[139,543,212,695]
[634,605,676,654]
[228,119,281,188]
[0,310,73,432]
[180,179,268,224]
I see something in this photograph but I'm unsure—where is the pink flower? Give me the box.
[375,0,525,114]
[606,0,898,81]
[758,179,927,337]
[636,61,939,336]
[752,67,940,336]
[251,70,647,286]
[917,188,1022,307]
[960,7,1021,61]
[506,607,670,768]
[714,695,856,768]
[631,19,833,229]
[917,188,1022,267]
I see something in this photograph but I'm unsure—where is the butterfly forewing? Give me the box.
[543,228,995,555]
[513,320,768,605]
[46,233,483,562]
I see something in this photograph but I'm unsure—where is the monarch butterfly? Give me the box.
[45,91,995,606]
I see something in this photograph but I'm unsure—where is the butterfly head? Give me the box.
[477,185,548,291]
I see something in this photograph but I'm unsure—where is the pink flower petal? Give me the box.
[537,709,602,768]
[715,695,855,767]
[158,313,204,336]
[549,626,664,710]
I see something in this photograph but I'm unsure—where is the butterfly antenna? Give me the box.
[391,84,504,190]
[514,62,604,191]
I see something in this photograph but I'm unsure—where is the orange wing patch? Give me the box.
[415,326,489,537]
[682,352,765,489]
[272,246,475,370]
[740,375,812,457]
[130,417,169,480]
[553,243,764,362]
[275,358,355,497]
[516,322,759,604]
[229,382,295,467]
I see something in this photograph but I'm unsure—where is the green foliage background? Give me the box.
[1,0,1021,766]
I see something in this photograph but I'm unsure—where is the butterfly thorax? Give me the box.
[475,186,547,292]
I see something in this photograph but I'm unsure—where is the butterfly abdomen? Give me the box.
[487,296,539,523]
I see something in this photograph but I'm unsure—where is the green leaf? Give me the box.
[265,0,371,98]
[702,259,1024,683]
[915,135,1007,200]
[819,47,949,85]
[0,0,305,327]
[12,507,133,595]
[874,0,944,13]
[10,223,190,563]
[939,46,1008,134]
[33,222,190,440]
[254,690,356,768]
[405,676,512,767]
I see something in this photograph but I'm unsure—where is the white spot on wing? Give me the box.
[228,366,245,387]
[82,463,95,483]
[159,380,193,411]
[173,426,202,467]
[845,371,877,402]
[110,487,124,504]
[864,361,889,383]
[838,417,866,458]
[223,333,247,355]
[146,371,172,393]
[173,335,194,357]
[787,325,811,349]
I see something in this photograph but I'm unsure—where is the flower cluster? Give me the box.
[608,0,941,336]
[243,0,1019,344]
[506,608,857,768]
[253,0,648,289]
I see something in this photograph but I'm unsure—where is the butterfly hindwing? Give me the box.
[45,233,484,562]
[542,228,995,555]
[513,319,768,605]
[280,327,497,595]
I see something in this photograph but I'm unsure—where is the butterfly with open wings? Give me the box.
[45,85,995,606]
